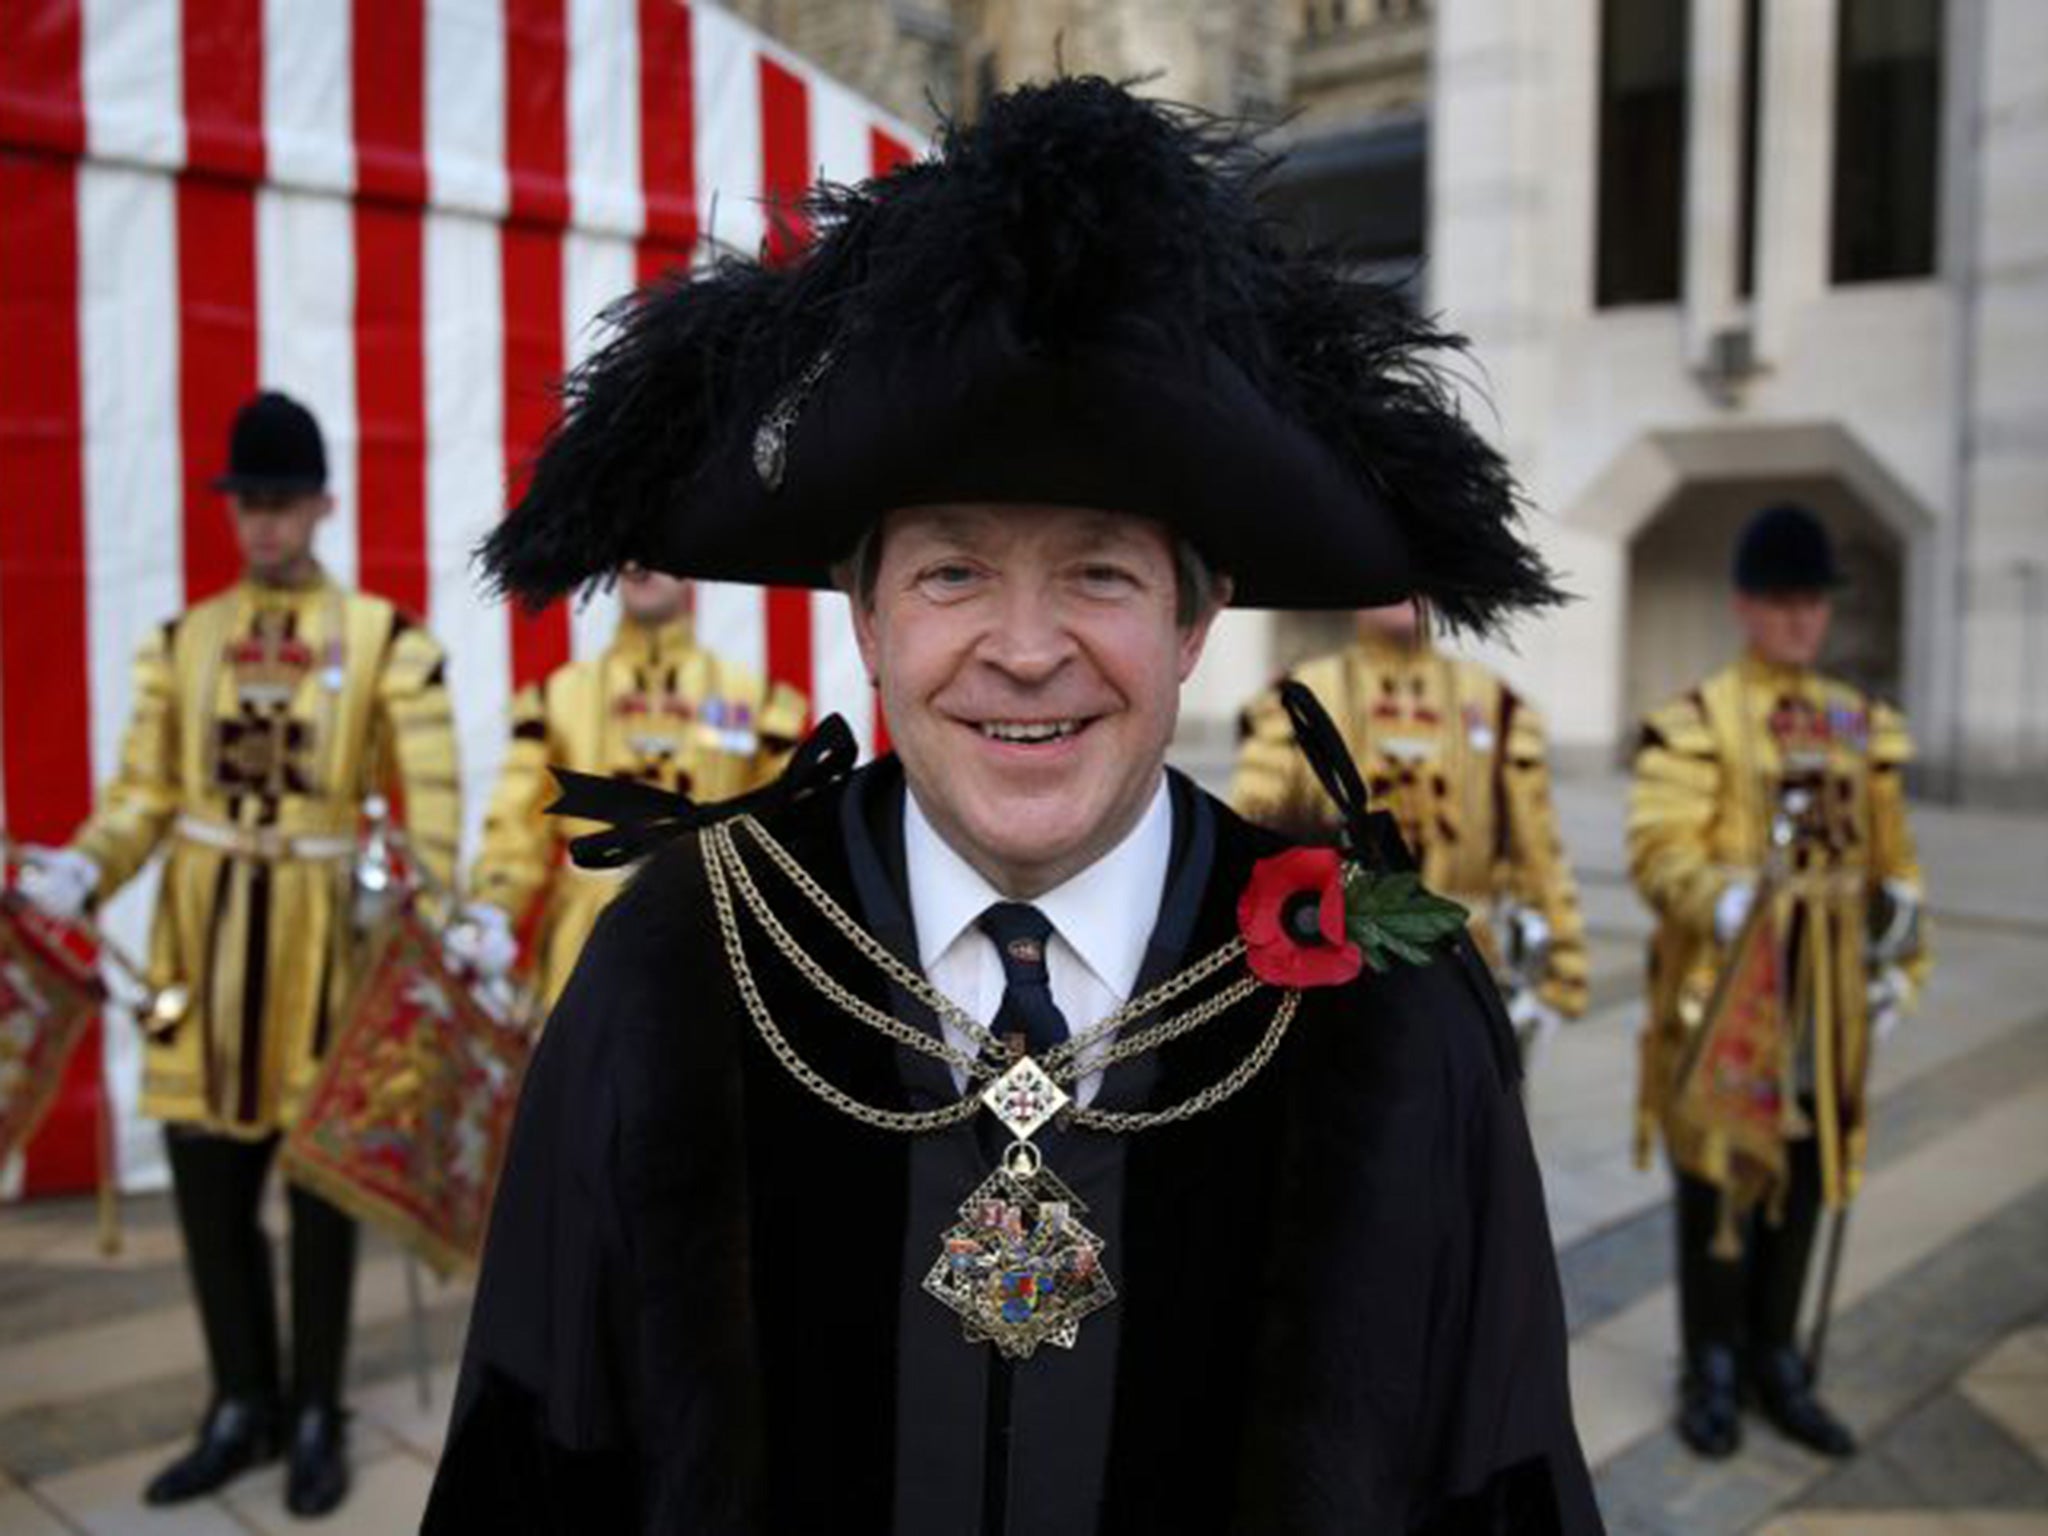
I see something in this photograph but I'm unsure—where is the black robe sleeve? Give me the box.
[421,904,643,1533]
[1416,954,1603,1534]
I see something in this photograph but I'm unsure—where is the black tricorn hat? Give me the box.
[485,78,1562,630]
[212,391,328,496]
[1733,503,1843,594]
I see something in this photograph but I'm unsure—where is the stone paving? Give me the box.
[0,780,2044,1533]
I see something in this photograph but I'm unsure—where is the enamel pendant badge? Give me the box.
[921,1059,1116,1359]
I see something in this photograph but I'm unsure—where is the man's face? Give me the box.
[619,567,693,625]
[852,504,1221,897]
[230,491,330,583]
[1735,590,1832,668]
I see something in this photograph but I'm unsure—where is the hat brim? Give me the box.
[659,328,1412,611]
[211,473,328,496]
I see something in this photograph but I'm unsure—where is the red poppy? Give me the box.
[1237,847,1364,989]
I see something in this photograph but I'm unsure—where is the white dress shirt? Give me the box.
[903,776,1174,1106]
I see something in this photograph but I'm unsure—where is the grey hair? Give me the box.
[832,520,1229,628]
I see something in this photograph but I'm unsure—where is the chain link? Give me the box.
[707,814,1304,1140]
[703,823,980,1134]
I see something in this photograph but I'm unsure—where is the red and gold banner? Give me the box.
[1672,892,1792,1235]
[283,906,531,1275]
[0,898,104,1167]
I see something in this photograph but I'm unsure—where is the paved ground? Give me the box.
[1,776,2044,1534]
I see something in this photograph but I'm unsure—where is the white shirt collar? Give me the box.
[902,774,1175,1000]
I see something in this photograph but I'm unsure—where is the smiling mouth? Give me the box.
[974,719,1088,743]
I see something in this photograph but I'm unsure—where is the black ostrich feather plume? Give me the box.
[482,75,1563,633]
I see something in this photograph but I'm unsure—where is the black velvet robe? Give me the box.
[423,761,1602,1534]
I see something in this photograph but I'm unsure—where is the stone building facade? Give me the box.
[733,0,2046,803]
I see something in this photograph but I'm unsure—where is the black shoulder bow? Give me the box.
[546,714,858,870]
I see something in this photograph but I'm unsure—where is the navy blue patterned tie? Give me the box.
[977,902,1068,1059]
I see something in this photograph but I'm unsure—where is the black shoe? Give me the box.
[1676,1346,1743,1458]
[143,1396,282,1504]
[1750,1347,1857,1457]
[285,1403,350,1518]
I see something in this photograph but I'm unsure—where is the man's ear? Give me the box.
[849,583,882,682]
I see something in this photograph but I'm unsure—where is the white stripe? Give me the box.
[425,208,509,863]
[264,0,353,193]
[256,185,360,590]
[81,0,185,170]
[568,0,642,237]
[809,76,872,189]
[695,582,766,680]
[562,227,637,661]
[690,3,765,260]
[425,0,508,218]
[810,590,875,759]
[76,162,183,1193]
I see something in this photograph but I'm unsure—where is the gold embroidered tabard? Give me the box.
[469,615,808,1008]
[1628,655,1930,1214]
[68,573,459,1137]
[1232,633,1589,1017]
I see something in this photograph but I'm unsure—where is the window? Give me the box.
[1596,0,1690,307]
[1736,0,1763,298]
[1832,0,1942,283]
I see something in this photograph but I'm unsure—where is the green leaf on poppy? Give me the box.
[1340,866,1469,971]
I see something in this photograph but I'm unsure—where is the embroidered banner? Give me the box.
[283,906,531,1275]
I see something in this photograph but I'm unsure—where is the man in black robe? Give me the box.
[425,78,1603,1535]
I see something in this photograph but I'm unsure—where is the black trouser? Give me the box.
[164,1127,359,1410]
[1674,1131,1824,1365]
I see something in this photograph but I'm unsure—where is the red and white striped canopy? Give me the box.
[0,0,920,1195]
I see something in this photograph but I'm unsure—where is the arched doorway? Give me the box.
[1625,477,1906,729]
[1565,422,1940,759]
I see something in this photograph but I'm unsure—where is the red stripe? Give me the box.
[177,177,259,603]
[634,0,697,284]
[757,56,811,265]
[352,0,427,205]
[505,0,570,226]
[354,205,427,616]
[757,59,814,696]
[0,0,84,155]
[183,0,266,180]
[870,127,913,177]
[351,0,428,616]
[502,224,570,686]
[0,149,103,1194]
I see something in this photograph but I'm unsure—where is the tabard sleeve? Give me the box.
[469,681,562,924]
[1627,692,1731,937]
[1866,700,1932,1001]
[374,616,461,895]
[1228,656,1349,836]
[1417,1019,1604,1534]
[754,678,810,765]
[1497,694,1591,1018]
[70,624,182,897]
[422,925,640,1533]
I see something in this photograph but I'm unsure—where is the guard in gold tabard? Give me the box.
[452,567,807,1008]
[1630,504,1929,1462]
[1232,600,1589,1054]
[16,392,459,1516]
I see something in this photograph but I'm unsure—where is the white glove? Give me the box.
[1713,881,1755,945]
[444,903,519,981]
[1507,987,1563,1068]
[17,846,99,921]
[1868,965,1909,1043]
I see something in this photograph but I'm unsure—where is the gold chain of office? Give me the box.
[698,815,1300,1137]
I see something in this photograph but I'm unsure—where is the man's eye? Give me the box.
[1077,564,1139,591]
[918,563,981,593]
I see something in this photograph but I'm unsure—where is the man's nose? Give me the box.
[979,585,1074,680]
